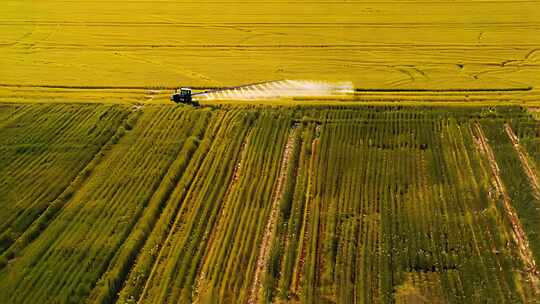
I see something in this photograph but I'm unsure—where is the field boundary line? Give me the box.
[472,122,540,295]
[504,124,540,199]
[247,125,298,304]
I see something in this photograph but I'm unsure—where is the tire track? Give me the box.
[135,111,239,303]
[292,126,320,296]
[247,125,298,304]
[504,123,540,199]
[192,128,253,303]
[472,122,540,296]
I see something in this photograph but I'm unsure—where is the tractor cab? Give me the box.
[171,87,192,104]
[171,87,199,106]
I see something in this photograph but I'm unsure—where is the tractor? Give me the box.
[170,87,199,106]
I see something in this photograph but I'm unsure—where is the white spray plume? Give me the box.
[198,80,353,101]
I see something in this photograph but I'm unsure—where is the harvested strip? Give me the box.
[473,122,540,294]
[247,126,298,304]
[504,123,540,198]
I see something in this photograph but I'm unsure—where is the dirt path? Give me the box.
[504,124,540,198]
[473,122,539,294]
[247,126,298,304]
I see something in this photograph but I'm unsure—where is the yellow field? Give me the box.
[3,2,540,302]
[1,0,539,103]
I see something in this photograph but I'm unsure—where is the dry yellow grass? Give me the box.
[0,0,539,103]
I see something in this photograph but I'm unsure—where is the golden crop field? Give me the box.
[0,0,539,103]
[2,1,540,303]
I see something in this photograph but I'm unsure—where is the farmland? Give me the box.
[1,0,539,103]
[2,0,540,302]
[1,103,540,303]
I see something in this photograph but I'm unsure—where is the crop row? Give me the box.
[136,110,292,303]
[1,105,540,303]
[262,107,539,303]
[0,105,214,303]
[0,104,131,257]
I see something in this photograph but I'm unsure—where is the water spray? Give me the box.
[195,80,354,101]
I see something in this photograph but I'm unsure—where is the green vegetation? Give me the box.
[0,104,130,255]
[480,110,540,266]
[1,104,540,303]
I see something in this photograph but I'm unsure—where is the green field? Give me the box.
[1,104,540,303]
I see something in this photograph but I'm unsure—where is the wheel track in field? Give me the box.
[504,124,540,199]
[192,127,253,303]
[247,125,298,304]
[135,112,237,303]
[472,122,540,296]
[115,113,223,303]
[291,133,319,297]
